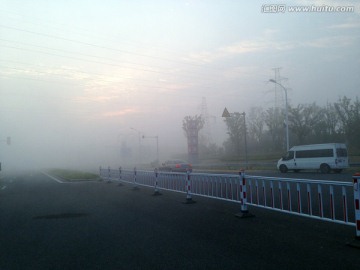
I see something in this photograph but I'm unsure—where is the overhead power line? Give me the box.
[0,39,216,80]
[0,24,208,68]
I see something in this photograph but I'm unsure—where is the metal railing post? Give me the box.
[296,183,301,213]
[184,170,195,204]
[153,168,161,196]
[342,186,348,223]
[306,183,312,216]
[236,170,254,218]
[133,167,139,190]
[329,185,335,220]
[349,173,360,248]
[107,166,112,183]
[353,173,360,238]
[118,166,123,186]
[318,184,323,218]
[279,181,283,210]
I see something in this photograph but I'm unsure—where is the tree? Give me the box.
[218,97,360,156]
[248,107,265,144]
[288,103,322,145]
[182,115,205,163]
[223,112,246,156]
[334,96,360,151]
[264,107,284,151]
[199,142,223,159]
[311,103,342,143]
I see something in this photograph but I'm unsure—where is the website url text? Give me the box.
[261,5,355,13]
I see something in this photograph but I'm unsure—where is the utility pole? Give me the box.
[269,79,289,151]
[241,112,248,170]
[271,68,289,151]
[142,135,159,165]
[130,127,142,165]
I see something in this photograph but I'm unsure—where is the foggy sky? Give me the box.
[0,0,359,170]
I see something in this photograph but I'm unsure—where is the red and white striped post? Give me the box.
[133,167,139,190]
[236,170,254,218]
[153,168,161,196]
[349,173,360,248]
[353,173,360,238]
[118,166,123,186]
[184,170,195,204]
[107,166,112,183]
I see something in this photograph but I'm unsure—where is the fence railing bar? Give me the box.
[99,168,356,229]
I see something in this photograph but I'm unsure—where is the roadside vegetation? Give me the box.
[49,169,99,180]
[196,96,360,162]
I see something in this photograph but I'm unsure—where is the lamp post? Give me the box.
[269,79,289,151]
[130,127,142,165]
[222,108,248,169]
[142,135,159,165]
[240,112,248,169]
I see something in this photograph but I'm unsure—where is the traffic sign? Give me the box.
[222,107,231,118]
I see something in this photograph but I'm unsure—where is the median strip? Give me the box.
[43,169,100,183]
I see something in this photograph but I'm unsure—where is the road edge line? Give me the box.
[41,171,65,184]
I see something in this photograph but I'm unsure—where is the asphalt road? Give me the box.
[1,171,360,270]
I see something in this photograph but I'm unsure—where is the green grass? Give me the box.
[49,169,99,180]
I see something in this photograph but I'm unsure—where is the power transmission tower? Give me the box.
[273,67,281,109]
[272,67,288,110]
[200,97,215,146]
[183,115,204,164]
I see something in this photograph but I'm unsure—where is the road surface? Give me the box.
[1,170,359,269]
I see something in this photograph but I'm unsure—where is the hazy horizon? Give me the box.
[0,0,359,171]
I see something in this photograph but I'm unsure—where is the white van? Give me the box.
[277,143,349,173]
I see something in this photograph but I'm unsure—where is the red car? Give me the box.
[159,160,192,172]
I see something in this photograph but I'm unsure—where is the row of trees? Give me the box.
[199,96,360,159]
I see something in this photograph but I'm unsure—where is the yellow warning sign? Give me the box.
[222,107,231,118]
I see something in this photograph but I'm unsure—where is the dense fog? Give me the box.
[0,1,359,172]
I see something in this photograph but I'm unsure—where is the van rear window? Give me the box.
[296,149,333,158]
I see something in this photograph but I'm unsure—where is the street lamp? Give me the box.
[240,112,248,170]
[130,127,142,165]
[222,108,248,169]
[142,135,159,165]
[269,79,289,151]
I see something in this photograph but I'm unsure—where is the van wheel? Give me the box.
[320,164,331,174]
[279,165,288,173]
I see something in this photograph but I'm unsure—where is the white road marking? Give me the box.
[41,172,65,184]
